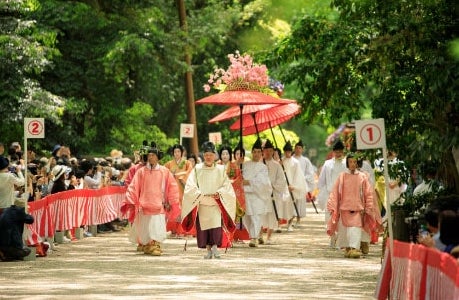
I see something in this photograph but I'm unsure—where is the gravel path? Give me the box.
[0,207,382,299]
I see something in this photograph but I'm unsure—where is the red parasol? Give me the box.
[208,100,295,124]
[229,102,300,136]
[197,90,296,147]
[196,90,291,106]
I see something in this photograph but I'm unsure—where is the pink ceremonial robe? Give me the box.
[327,170,376,236]
[121,165,180,223]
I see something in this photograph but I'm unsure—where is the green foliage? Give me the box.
[0,0,64,145]
[266,0,459,191]
[110,101,176,155]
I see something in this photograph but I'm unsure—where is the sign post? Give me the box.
[355,118,393,264]
[23,118,45,261]
[23,118,46,202]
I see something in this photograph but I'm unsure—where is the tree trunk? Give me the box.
[177,0,199,156]
[439,147,459,194]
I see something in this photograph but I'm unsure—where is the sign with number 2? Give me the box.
[24,118,45,139]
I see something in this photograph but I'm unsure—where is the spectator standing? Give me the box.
[0,156,25,211]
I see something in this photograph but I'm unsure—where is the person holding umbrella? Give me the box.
[293,140,316,226]
[281,141,307,232]
[241,138,272,247]
[261,139,289,243]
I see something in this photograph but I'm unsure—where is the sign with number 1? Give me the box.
[355,118,386,150]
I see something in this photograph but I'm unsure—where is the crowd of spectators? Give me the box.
[0,141,134,259]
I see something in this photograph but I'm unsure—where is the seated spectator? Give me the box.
[417,205,446,251]
[0,205,34,261]
[418,195,459,258]
[438,209,459,254]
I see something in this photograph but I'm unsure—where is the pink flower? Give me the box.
[203,84,211,92]
[203,51,271,93]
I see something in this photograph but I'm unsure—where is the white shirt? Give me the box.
[0,171,25,208]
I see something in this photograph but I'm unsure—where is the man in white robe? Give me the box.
[181,141,236,259]
[262,139,288,243]
[317,140,347,248]
[293,140,316,195]
[282,141,307,231]
[242,139,272,247]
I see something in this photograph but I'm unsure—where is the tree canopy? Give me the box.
[265,0,459,191]
[1,0,458,192]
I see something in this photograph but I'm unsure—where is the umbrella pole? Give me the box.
[278,125,287,142]
[269,122,278,148]
[251,113,260,138]
[239,104,243,148]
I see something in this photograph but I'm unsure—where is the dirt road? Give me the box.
[0,207,382,299]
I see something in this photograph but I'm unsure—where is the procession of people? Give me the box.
[1,135,457,264]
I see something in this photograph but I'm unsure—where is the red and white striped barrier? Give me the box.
[26,186,127,244]
[376,240,459,299]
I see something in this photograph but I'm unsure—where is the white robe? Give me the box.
[182,163,236,230]
[242,161,272,216]
[294,154,316,193]
[282,156,307,218]
[241,160,272,238]
[317,157,347,210]
[264,158,289,220]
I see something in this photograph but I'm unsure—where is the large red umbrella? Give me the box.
[229,102,301,136]
[196,90,291,106]
[196,90,295,147]
[208,103,279,123]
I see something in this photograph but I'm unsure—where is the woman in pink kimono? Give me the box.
[121,146,179,256]
[164,144,193,236]
[327,153,376,259]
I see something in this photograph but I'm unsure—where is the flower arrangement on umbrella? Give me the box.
[203,51,276,95]
[197,51,294,147]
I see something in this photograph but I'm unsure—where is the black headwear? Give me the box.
[332,140,345,151]
[252,138,262,151]
[147,143,163,160]
[201,141,216,153]
[263,139,274,149]
[283,141,293,151]
[295,140,304,148]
